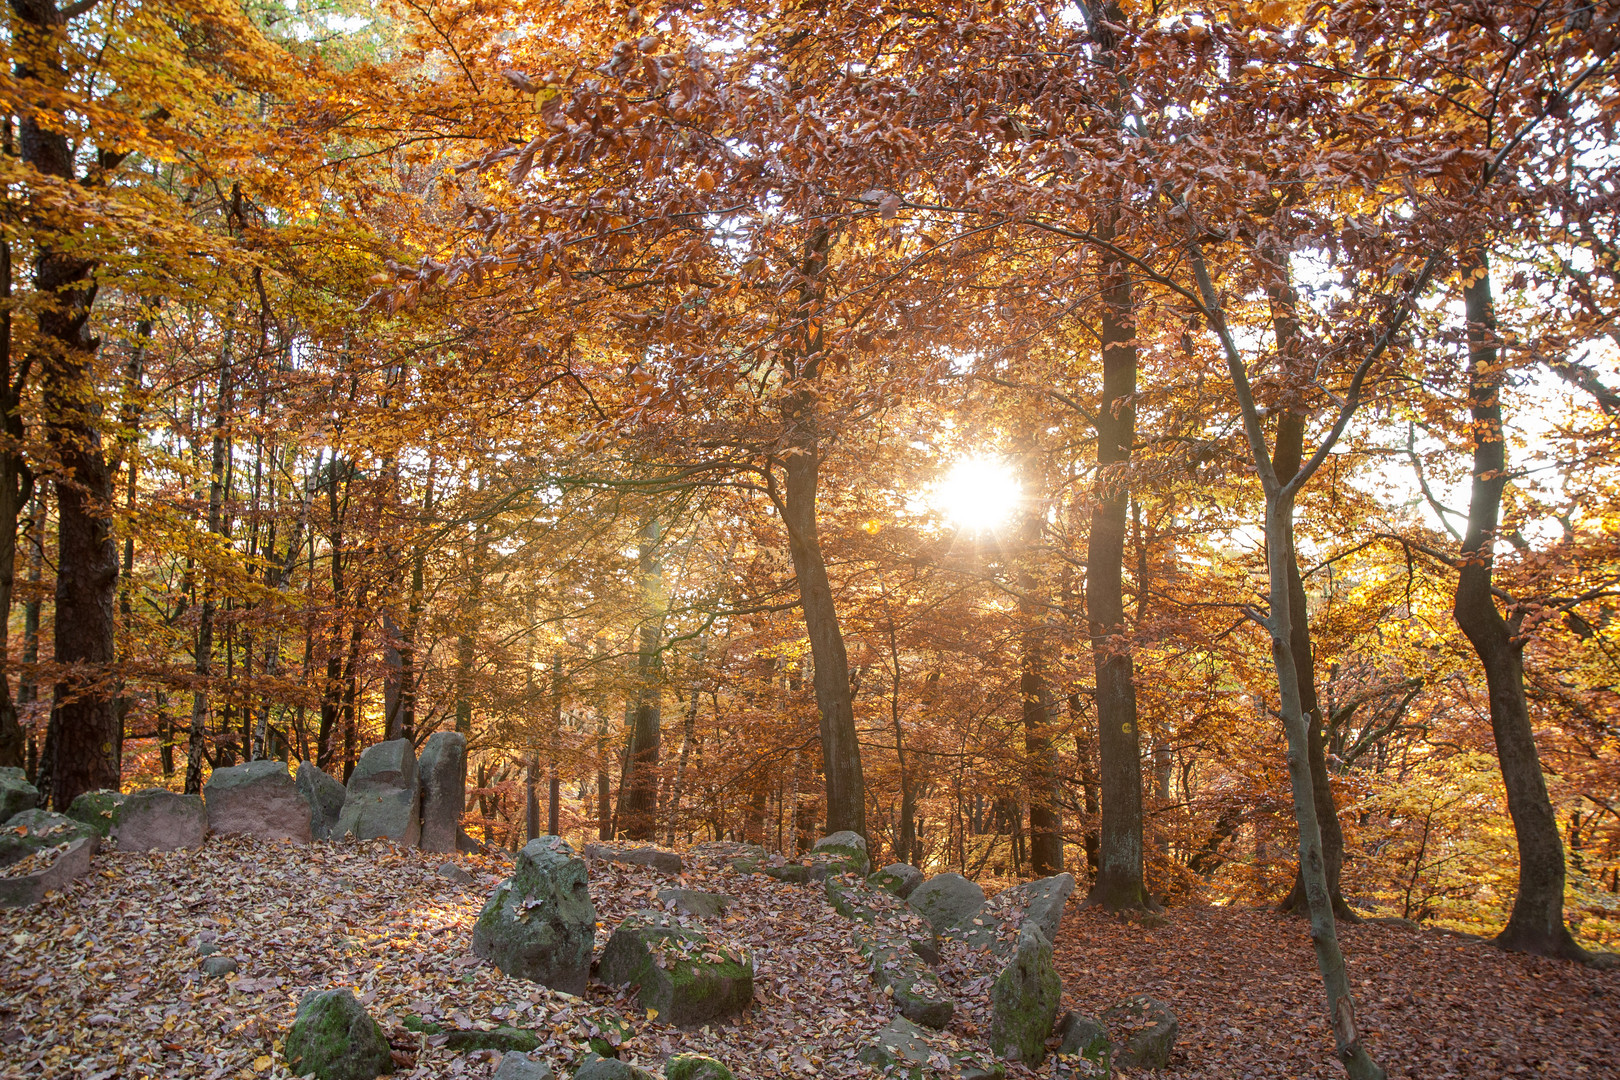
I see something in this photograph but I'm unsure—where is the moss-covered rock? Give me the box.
[810,830,869,875]
[0,809,96,867]
[493,1051,554,1080]
[989,923,1061,1066]
[572,1055,654,1080]
[472,836,596,994]
[825,874,940,965]
[597,912,753,1027]
[0,767,40,823]
[401,1018,540,1053]
[64,789,124,838]
[655,888,730,918]
[1101,995,1177,1070]
[852,926,953,1029]
[1055,1010,1112,1076]
[858,1016,1005,1079]
[664,1053,734,1080]
[907,872,985,933]
[284,988,393,1080]
[867,862,923,899]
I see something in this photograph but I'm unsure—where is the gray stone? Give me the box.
[65,789,124,837]
[197,940,220,956]
[584,843,683,874]
[1002,872,1075,947]
[471,836,596,993]
[572,1059,654,1080]
[853,926,953,1029]
[297,762,348,841]
[335,739,420,845]
[597,911,753,1027]
[493,1052,554,1080]
[437,860,474,884]
[989,924,1061,1066]
[0,766,40,822]
[284,987,393,1080]
[824,874,940,965]
[205,760,312,843]
[0,835,98,908]
[112,789,207,852]
[869,862,924,899]
[908,872,985,932]
[0,809,96,867]
[656,887,730,917]
[1055,1010,1112,1074]
[858,1016,1005,1078]
[951,871,1077,957]
[200,955,239,977]
[456,827,490,854]
[665,1054,734,1080]
[811,830,869,874]
[1101,995,1177,1070]
[417,731,466,853]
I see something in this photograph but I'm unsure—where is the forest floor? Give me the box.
[0,837,1614,1079]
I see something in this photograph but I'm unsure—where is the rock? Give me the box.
[200,955,239,977]
[0,835,98,908]
[1003,872,1075,947]
[824,874,940,965]
[297,762,348,841]
[656,888,730,918]
[853,926,953,1029]
[869,862,924,899]
[471,836,596,993]
[908,872,985,932]
[664,1053,734,1080]
[0,809,96,867]
[1055,1010,1112,1074]
[858,1016,1004,1079]
[584,843,683,875]
[597,911,754,1027]
[493,1052,554,1080]
[112,789,207,852]
[572,1058,654,1080]
[811,830,869,874]
[335,739,421,845]
[417,731,467,853]
[456,827,490,854]
[437,861,474,884]
[196,940,220,956]
[283,987,393,1080]
[204,760,312,843]
[1101,995,1178,1070]
[951,872,1078,957]
[442,1027,541,1053]
[989,923,1061,1066]
[64,789,124,837]
[0,767,40,822]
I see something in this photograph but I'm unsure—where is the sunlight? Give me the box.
[934,456,1022,533]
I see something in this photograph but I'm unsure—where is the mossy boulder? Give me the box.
[572,1056,654,1080]
[401,1017,540,1053]
[64,789,124,838]
[0,809,96,867]
[1101,995,1178,1070]
[858,1016,1005,1079]
[0,767,40,822]
[472,836,596,994]
[852,926,953,1029]
[826,874,940,964]
[664,1054,734,1080]
[1055,1010,1112,1076]
[656,888,731,918]
[868,862,923,899]
[112,788,206,851]
[989,923,1061,1066]
[597,912,753,1027]
[908,872,985,932]
[810,830,869,875]
[284,988,393,1080]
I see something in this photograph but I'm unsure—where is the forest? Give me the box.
[2,0,1618,1078]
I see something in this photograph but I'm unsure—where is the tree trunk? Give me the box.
[620,517,664,840]
[0,195,35,769]
[1453,250,1587,961]
[1017,457,1064,876]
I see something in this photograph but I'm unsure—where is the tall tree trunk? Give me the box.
[185,345,233,793]
[1018,452,1064,876]
[0,170,35,769]
[1454,250,1587,961]
[620,517,664,840]
[548,652,563,836]
[596,705,612,841]
[20,489,45,778]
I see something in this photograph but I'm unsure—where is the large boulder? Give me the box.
[65,789,124,837]
[1055,1010,1112,1075]
[283,988,393,1080]
[204,760,312,843]
[1001,872,1075,947]
[0,835,97,908]
[949,871,1076,957]
[858,1016,1005,1079]
[989,924,1061,1066]
[298,762,348,841]
[573,1059,654,1080]
[585,842,683,875]
[665,1054,734,1080]
[112,789,207,852]
[908,872,985,932]
[335,739,420,845]
[869,862,924,899]
[1102,995,1178,1070]
[597,911,754,1027]
[657,888,731,918]
[417,731,466,853]
[0,766,40,822]
[492,1052,553,1080]
[811,830,869,874]
[852,925,953,1029]
[0,809,95,867]
[471,836,596,993]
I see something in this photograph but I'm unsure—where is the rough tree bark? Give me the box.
[620,517,664,840]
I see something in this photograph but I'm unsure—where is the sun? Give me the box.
[934,455,1022,533]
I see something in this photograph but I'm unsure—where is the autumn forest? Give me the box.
[3,0,1619,1076]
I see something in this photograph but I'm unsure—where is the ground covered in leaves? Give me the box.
[1,837,1613,1079]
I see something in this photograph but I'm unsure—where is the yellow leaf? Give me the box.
[253,1056,273,1072]
[646,1008,659,1021]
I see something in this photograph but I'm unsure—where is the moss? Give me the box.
[64,790,123,838]
[284,989,392,1080]
[443,1025,540,1052]
[665,1053,734,1080]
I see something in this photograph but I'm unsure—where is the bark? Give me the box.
[620,517,664,840]
[665,678,700,847]
[1017,457,1064,876]
[20,491,45,777]
[0,176,35,769]
[1454,250,1587,961]
[596,705,612,840]
[548,652,563,836]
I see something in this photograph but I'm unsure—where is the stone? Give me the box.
[597,911,753,1027]
[0,835,98,908]
[65,789,124,837]
[853,926,953,1029]
[417,731,467,853]
[664,1053,734,1080]
[1055,1010,1112,1074]
[0,809,96,867]
[297,762,348,841]
[197,940,220,956]
[869,862,924,899]
[335,739,421,845]
[811,830,869,874]
[858,1016,1005,1079]
[989,924,1061,1066]
[572,1058,654,1080]
[283,988,393,1080]
[205,760,312,843]
[200,955,239,977]
[493,1052,554,1080]
[908,872,985,932]
[584,843,683,874]
[1101,995,1178,1070]
[824,874,939,965]
[950,872,1077,958]
[471,836,596,993]
[0,767,40,822]
[656,888,730,918]
[1001,872,1075,948]
[442,1027,540,1053]
[112,789,207,851]
[438,861,474,884]
[456,827,490,854]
